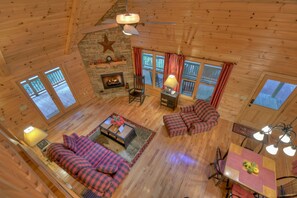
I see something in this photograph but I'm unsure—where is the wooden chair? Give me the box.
[277,176,297,198]
[226,184,255,198]
[129,75,145,105]
[208,147,228,186]
[240,136,266,154]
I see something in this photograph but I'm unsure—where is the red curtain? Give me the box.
[210,62,234,109]
[163,53,185,91]
[133,47,142,76]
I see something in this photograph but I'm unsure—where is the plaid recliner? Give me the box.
[163,100,220,137]
[180,100,220,134]
[47,135,130,198]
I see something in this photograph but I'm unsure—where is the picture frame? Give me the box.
[37,139,50,151]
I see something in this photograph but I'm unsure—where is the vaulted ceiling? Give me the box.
[0,0,297,123]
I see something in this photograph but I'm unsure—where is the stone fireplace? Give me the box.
[101,72,124,89]
[77,0,133,98]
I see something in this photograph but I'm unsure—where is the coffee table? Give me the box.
[99,116,136,148]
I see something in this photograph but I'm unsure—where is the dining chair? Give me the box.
[226,183,255,198]
[208,147,228,186]
[240,136,265,154]
[277,176,297,197]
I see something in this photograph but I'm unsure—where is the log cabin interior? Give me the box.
[1,0,297,197]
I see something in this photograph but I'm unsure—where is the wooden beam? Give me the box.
[65,0,82,54]
[0,50,10,76]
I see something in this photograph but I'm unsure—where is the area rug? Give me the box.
[87,113,156,167]
[232,123,257,138]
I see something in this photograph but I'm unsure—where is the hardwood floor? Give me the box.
[45,94,293,198]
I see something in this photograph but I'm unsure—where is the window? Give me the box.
[253,79,296,110]
[196,64,222,102]
[180,61,222,102]
[142,52,165,88]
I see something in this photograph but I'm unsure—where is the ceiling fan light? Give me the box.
[279,134,291,143]
[266,144,278,155]
[123,25,139,35]
[116,13,140,24]
[283,146,296,156]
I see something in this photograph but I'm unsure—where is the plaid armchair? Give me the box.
[180,100,220,134]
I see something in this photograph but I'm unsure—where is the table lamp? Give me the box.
[164,75,178,94]
[23,126,48,147]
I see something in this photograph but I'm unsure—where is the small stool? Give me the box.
[163,113,188,137]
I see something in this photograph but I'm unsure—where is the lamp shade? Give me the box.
[266,144,278,155]
[279,134,291,143]
[116,13,140,24]
[164,75,178,89]
[253,131,264,141]
[283,146,296,156]
[262,125,272,134]
[23,126,48,147]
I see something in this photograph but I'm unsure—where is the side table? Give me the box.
[160,90,179,110]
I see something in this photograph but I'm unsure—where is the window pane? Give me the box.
[155,73,163,88]
[195,64,221,101]
[20,77,60,120]
[201,64,222,85]
[142,53,153,70]
[254,79,297,110]
[45,67,76,108]
[143,69,152,85]
[180,61,200,96]
[196,84,215,102]
[155,55,164,87]
[156,55,164,72]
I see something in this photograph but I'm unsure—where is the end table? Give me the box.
[160,90,179,110]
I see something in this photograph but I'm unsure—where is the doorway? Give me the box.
[19,67,78,122]
[238,73,297,129]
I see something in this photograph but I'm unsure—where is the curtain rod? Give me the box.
[133,46,237,65]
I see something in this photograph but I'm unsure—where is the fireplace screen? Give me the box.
[101,72,124,89]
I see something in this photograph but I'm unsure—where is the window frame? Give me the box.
[141,50,165,90]
[180,57,223,102]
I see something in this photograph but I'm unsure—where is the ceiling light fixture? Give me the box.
[116,13,140,24]
[253,117,297,156]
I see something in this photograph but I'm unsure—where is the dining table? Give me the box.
[223,143,277,198]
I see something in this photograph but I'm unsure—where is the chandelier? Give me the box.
[253,117,297,156]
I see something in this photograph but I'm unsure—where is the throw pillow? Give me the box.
[97,164,118,174]
[63,134,77,153]
[70,133,79,142]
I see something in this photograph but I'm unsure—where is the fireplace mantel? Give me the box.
[89,61,127,69]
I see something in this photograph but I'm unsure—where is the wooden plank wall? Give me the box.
[129,0,297,123]
[0,0,117,138]
[0,132,56,198]
[0,48,95,139]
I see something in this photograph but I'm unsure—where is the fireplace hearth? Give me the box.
[101,72,124,89]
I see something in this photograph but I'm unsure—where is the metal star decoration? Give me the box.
[98,35,115,53]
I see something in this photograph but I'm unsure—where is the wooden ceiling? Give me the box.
[0,0,116,66]
[0,0,297,124]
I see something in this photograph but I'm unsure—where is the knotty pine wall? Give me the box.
[129,0,297,124]
[0,0,117,138]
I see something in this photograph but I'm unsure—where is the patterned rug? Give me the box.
[87,113,156,167]
[232,123,257,138]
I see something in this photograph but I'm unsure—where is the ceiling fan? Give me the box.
[81,0,176,35]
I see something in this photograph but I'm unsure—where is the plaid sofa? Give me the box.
[163,100,220,136]
[47,134,130,198]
